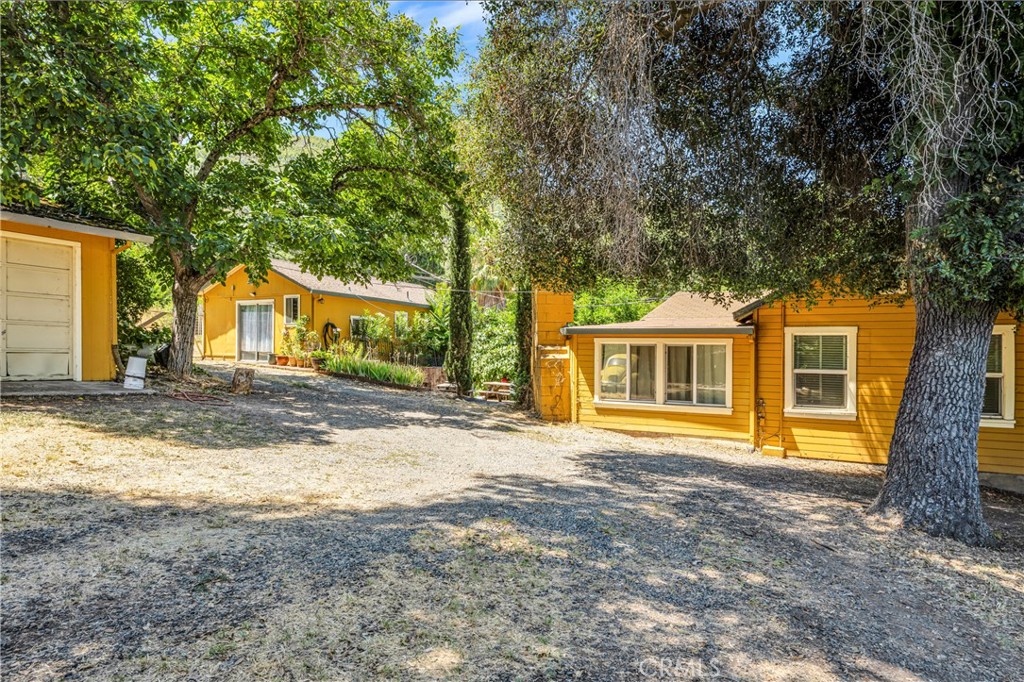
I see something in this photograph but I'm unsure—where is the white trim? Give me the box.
[981,324,1016,429]
[199,264,246,294]
[1,210,153,244]
[283,294,300,326]
[784,409,858,422]
[592,337,734,412]
[784,326,858,420]
[235,298,274,362]
[0,231,82,381]
[593,399,733,416]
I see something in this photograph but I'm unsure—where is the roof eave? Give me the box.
[309,288,430,308]
[562,325,754,336]
[1,209,154,244]
[732,299,765,321]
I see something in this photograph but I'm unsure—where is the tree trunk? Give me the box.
[869,294,997,546]
[168,271,203,378]
[445,197,473,396]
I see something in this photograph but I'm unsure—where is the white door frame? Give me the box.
[0,232,82,381]
[235,298,274,362]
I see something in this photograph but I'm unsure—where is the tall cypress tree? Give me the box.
[445,197,473,396]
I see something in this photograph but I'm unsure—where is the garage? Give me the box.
[1,234,80,380]
[1,206,153,383]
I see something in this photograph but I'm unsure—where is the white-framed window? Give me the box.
[350,315,366,338]
[195,301,204,338]
[283,295,300,326]
[394,310,410,337]
[784,327,858,420]
[982,325,1016,428]
[594,338,733,414]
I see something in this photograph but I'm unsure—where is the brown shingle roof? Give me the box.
[563,292,758,335]
[270,259,431,308]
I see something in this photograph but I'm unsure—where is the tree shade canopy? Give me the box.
[474,0,1023,312]
[1,0,462,375]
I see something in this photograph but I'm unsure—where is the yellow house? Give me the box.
[1,205,153,382]
[533,291,1023,482]
[200,258,430,361]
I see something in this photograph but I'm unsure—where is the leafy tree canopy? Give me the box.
[2,0,463,373]
[474,1,1024,313]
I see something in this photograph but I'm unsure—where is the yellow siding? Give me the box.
[533,291,574,421]
[572,333,755,443]
[754,299,1024,475]
[1,219,117,381]
[202,267,425,359]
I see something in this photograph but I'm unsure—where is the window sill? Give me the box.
[784,409,858,422]
[594,399,733,416]
[980,418,1016,429]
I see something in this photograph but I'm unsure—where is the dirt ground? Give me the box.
[2,362,1023,681]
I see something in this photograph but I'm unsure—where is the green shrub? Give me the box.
[116,244,172,352]
[472,302,516,386]
[574,280,664,326]
[322,352,425,387]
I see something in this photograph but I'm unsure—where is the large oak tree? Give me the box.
[2,0,461,376]
[474,0,1024,544]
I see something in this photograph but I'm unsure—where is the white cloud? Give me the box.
[433,1,485,29]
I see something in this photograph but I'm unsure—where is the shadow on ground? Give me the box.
[3,450,1022,681]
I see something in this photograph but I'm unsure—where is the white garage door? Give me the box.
[1,235,78,380]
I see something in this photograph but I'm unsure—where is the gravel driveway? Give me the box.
[2,362,1023,681]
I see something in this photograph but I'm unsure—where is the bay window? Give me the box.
[784,327,858,420]
[595,338,733,412]
[982,325,1017,427]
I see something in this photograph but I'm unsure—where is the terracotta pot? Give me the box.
[288,356,297,367]
[276,356,289,366]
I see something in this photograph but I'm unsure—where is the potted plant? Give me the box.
[310,349,330,371]
[281,328,298,366]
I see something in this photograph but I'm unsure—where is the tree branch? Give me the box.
[330,164,442,193]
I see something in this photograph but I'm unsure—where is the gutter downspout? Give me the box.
[779,303,786,450]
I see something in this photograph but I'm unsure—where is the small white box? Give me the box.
[124,356,148,390]
[124,376,146,390]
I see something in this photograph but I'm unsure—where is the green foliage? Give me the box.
[473,1,1024,317]
[116,244,171,349]
[445,198,473,393]
[321,347,425,388]
[574,281,664,326]
[399,287,449,361]
[512,286,533,407]
[357,310,393,345]
[2,0,463,374]
[472,302,516,386]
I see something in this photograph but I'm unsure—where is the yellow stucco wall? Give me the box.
[1,219,117,381]
[201,267,426,359]
[754,299,1024,475]
[571,332,756,443]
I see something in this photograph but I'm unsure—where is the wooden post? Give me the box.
[231,367,255,394]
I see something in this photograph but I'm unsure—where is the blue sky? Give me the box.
[391,1,487,63]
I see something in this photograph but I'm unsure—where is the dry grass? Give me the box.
[2,363,1023,681]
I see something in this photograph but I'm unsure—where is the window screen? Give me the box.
[793,334,848,408]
